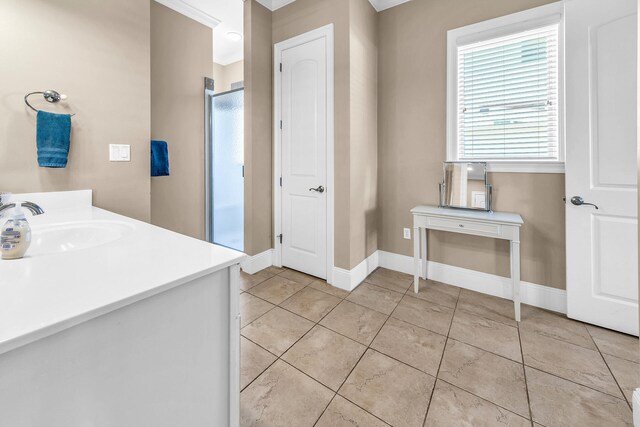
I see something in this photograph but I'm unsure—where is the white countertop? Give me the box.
[411,205,523,225]
[0,191,245,355]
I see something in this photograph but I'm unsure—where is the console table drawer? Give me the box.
[426,217,501,237]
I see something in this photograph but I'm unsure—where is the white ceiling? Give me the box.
[156,0,412,66]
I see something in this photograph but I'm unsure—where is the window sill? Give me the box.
[484,162,565,174]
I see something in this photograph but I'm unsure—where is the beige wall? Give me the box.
[270,0,379,269]
[0,0,151,221]
[150,2,212,239]
[212,61,244,94]
[244,0,566,286]
[377,0,566,289]
[349,0,379,268]
[244,0,274,256]
[212,63,225,91]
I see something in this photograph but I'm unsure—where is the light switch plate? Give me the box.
[109,144,130,162]
[403,228,411,239]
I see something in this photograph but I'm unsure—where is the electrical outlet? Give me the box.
[472,191,486,208]
[403,228,411,240]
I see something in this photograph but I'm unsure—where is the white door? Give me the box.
[565,0,638,335]
[279,36,328,279]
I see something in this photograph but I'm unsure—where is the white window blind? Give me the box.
[456,24,559,161]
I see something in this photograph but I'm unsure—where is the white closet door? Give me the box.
[280,36,328,279]
[565,0,638,335]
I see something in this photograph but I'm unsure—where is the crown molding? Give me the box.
[255,0,411,12]
[272,0,298,10]
[368,0,412,12]
[254,0,296,11]
[153,0,221,28]
[155,0,413,26]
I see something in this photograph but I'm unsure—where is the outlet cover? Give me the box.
[403,228,411,239]
[109,144,130,162]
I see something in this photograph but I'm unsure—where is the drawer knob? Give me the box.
[459,224,464,227]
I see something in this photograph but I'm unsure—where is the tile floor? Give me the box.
[239,267,639,427]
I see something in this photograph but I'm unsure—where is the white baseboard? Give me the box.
[332,251,379,291]
[377,250,415,275]
[239,247,566,314]
[240,249,274,275]
[634,389,640,426]
[378,250,567,314]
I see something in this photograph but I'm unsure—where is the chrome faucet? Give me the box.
[0,193,45,218]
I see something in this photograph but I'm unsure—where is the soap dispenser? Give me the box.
[1,202,32,260]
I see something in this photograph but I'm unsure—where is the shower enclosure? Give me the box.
[205,78,244,252]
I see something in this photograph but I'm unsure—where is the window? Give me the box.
[447,4,564,173]
[458,26,559,160]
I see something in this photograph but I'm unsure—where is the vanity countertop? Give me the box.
[0,191,245,355]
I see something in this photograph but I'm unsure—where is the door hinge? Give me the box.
[277,234,283,244]
[280,120,283,129]
[279,176,282,187]
[279,63,282,72]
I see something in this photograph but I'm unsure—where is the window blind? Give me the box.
[457,24,559,161]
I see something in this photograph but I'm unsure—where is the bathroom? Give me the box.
[0,0,639,426]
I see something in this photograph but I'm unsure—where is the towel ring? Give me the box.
[24,90,76,116]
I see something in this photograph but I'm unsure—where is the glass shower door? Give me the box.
[210,88,244,252]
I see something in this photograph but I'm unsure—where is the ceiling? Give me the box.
[155,0,412,66]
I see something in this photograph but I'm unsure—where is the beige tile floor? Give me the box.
[239,267,638,427]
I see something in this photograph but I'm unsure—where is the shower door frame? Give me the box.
[204,77,214,243]
[204,78,245,246]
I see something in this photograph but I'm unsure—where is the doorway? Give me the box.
[274,24,334,282]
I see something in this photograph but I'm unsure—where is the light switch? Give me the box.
[109,144,130,162]
[403,228,411,239]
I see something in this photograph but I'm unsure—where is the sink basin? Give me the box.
[28,221,134,256]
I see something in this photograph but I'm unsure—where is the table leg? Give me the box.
[511,240,521,322]
[420,227,427,280]
[413,226,420,293]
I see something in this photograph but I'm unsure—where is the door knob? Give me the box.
[309,185,325,193]
[570,196,599,209]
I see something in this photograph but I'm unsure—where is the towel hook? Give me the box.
[24,90,76,116]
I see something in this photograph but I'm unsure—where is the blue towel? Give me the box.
[36,111,72,168]
[151,140,170,176]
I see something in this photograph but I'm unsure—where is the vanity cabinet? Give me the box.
[0,267,241,427]
[0,191,244,427]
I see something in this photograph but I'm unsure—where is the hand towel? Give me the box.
[151,140,170,176]
[36,111,72,168]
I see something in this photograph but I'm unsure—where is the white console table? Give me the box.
[412,205,524,321]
